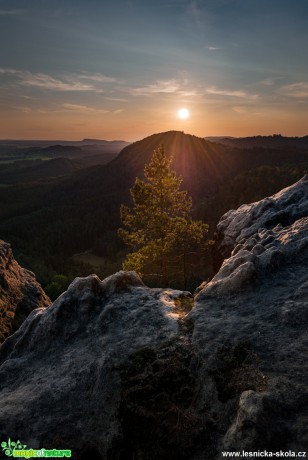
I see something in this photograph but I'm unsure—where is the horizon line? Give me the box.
[0,131,307,143]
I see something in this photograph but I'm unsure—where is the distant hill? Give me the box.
[0,139,130,162]
[0,141,122,184]
[205,134,308,149]
[0,139,130,149]
[109,131,232,197]
[82,138,128,144]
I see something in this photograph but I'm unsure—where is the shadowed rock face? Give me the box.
[0,177,307,459]
[0,272,200,459]
[191,175,308,453]
[0,240,50,342]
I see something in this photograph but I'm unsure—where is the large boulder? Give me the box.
[216,174,308,258]
[0,271,201,459]
[0,240,50,342]
[191,176,308,454]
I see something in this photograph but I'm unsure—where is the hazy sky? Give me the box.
[0,0,307,140]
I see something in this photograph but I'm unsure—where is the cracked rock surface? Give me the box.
[191,176,308,455]
[0,176,307,458]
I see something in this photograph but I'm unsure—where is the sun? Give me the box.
[177,108,190,120]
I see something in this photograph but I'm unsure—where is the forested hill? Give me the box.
[111,131,308,198]
[110,131,230,198]
[205,134,308,149]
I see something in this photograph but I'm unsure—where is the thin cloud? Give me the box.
[261,78,275,86]
[79,72,118,84]
[132,78,198,97]
[22,74,94,92]
[207,46,221,51]
[0,68,21,75]
[133,79,180,95]
[12,106,32,113]
[188,0,204,32]
[62,103,108,114]
[0,68,94,91]
[131,79,254,101]
[261,77,283,86]
[280,82,308,98]
[0,68,118,92]
[104,97,128,102]
[205,86,259,100]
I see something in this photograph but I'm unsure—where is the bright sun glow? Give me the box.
[177,108,190,119]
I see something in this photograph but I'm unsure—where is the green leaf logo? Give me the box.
[1,439,27,456]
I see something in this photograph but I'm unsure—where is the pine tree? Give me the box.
[118,144,210,288]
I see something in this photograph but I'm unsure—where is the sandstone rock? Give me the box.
[216,174,308,258]
[0,272,205,459]
[1,176,308,459]
[190,176,308,455]
[0,240,50,342]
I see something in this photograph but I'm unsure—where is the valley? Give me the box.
[0,131,307,298]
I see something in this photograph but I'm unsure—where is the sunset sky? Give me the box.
[0,0,307,141]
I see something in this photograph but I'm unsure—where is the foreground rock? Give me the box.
[0,271,200,459]
[0,177,307,459]
[216,174,308,259]
[0,240,50,342]
[191,176,308,454]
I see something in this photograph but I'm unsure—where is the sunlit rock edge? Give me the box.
[0,240,50,342]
